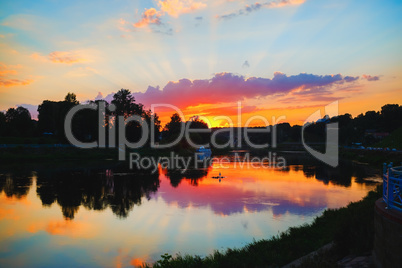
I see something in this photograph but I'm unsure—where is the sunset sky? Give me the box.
[0,0,401,127]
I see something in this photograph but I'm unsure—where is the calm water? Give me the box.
[0,155,380,267]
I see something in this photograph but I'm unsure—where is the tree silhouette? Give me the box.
[4,106,32,136]
[64,92,79,104]
[381,104,402,132]
[164,113,183,141]
[37,93,79,141]
[186,117,210,146]
[35,167,160,219]
[0,111,6,136]
[143,109,161,146]
[111,89,143,118]
[109,89,144,143]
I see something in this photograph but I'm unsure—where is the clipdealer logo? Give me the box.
[64,101,339,167]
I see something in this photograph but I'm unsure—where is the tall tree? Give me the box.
[64,92,79,104]
[111,89,143,118]
[110,89,144,143]
[164,113,183,141]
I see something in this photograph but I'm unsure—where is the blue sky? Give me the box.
[0,0,401,125]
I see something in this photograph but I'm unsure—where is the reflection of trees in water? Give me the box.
[0,156,377,220]
[0,172,33,199]
[163,167,211,187]
[300,161,374,187]
[32,168,159,220]
[278,155,376,187]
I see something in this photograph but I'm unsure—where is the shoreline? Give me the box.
[0,146,393,267]
[141,185,383,268]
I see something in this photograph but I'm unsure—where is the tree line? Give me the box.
[0,91,401,148]
[0,89,208,148]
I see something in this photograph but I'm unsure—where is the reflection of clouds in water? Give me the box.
[0,160,380,268]
[157,159,379,218]
[0,159,378,221]
[158,179,328,218]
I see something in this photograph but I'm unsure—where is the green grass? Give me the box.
[140,185,382,268]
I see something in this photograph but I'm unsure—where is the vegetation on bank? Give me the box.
[141,185,382,268]
[375,126,402,150]
[1,90,401,152]
[340,147,402,168]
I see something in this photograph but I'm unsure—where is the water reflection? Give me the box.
[0,157,378,220]
[0,167,160,220]
[156,156,379,218]
[164,167,212,187]
[0,172,33,199]
[0,156,380,267]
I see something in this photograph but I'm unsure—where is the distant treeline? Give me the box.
[0,89,208,148]
[0,91,401,148]
[239,104,402,147]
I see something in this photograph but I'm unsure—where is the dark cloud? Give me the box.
[362,74,380,81]
[242,60,250,68]
[194,16,203,27]
[132,72,358,108]
[217,0,305,20]
[152,27,173,35]
[344,76,359,82]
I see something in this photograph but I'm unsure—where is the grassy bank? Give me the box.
[141,185,382,268]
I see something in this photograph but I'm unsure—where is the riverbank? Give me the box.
[141,184,382,268]
[340,147,402,168]
[0,145,388,267]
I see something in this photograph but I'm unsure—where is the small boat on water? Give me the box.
[212,172,225,179]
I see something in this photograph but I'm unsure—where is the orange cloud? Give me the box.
[30,52,48,62]
[0,78,33,87]
[134,8,162,28]
[0,64,18,77]
[159,0,206,18]
[0,62,33,87]
[133,0,205,28]
[48,51,85,64]
[118,18,133,32]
